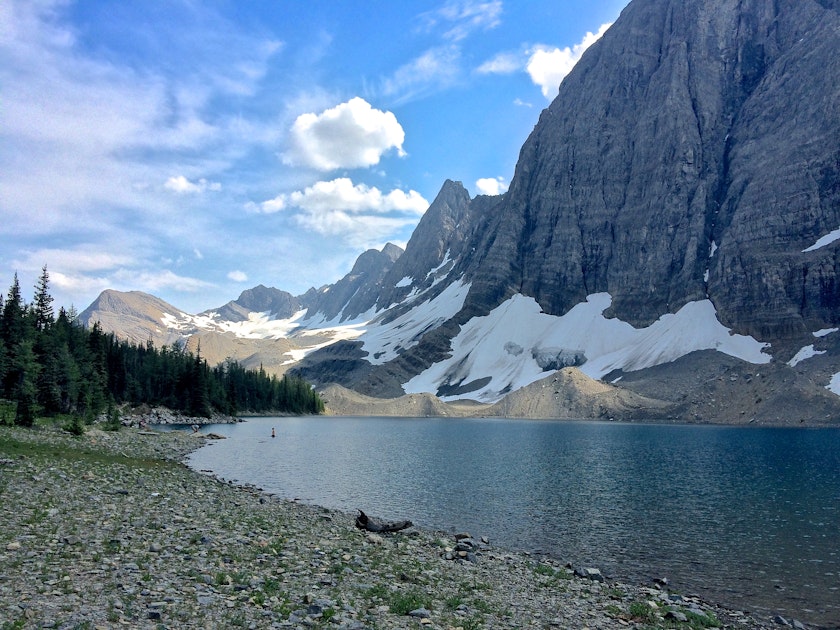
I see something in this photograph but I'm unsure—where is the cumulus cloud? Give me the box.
[255,178,428,215]
[253,178,429,248]
[164,175,222,194]
[526,23,611,98]
[227,270,248,282]
[290,178,427,214]
[283,98,406,171]
[475,176,508,196]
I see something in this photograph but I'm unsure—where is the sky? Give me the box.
[0,0,629,314]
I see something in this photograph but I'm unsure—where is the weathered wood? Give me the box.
[355,509,412,533]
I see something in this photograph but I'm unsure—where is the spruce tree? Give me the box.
[33,265,54,332]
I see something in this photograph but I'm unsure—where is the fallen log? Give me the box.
[355,509,413,533]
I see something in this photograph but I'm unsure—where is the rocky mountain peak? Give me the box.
[460,0,840,339]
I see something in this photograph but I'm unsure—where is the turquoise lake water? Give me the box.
[183,417,840,627]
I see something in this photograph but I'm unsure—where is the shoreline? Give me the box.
[0,424,808,629]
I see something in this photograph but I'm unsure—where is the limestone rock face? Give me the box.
[207,285,300,322]
[300,242,404,322]
[78,290,186,347]
[460,0,840,339]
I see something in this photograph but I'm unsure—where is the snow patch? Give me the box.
[803,227,840,253]
[360,280,471,365]
[827,373,840,396]
[395,276,412,288]
[813,327,839,338]
[787,344,826,367]
[404,293,770,403]
[214,310,307,340]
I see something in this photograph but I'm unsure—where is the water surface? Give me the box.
[185,417,840,626]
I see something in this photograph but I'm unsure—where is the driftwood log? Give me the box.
[355,509,412,533]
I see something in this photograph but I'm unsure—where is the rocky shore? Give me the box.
[0,424,792,629]
[120,405,241,428]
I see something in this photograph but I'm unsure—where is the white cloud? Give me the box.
[475,176,508,196]
[380,46,462,104]
[164,175,222,194]
[476,51,522,75]
[290,178,428,214]
[227,270,248,282]
[421,1,503,42]
[254,178,429,249]
[527,23,611,98]
[255,178,428,215]
[283,97,406,171]
[113,269,215,294]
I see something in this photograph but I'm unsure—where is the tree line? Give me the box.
[0,267,324,427]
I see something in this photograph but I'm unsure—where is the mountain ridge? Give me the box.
[79,0,840,424]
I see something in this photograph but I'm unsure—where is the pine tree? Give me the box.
[33,265,54,332]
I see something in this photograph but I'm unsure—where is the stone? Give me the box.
[408,607,431,618]
[574,567,605,583]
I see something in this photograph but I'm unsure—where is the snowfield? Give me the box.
[403,293,771,403]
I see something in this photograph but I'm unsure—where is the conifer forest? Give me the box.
[0,267,325,428]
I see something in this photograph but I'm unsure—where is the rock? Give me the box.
[665,610,688,622]
[574,567,605,583]
[408,607,431,618]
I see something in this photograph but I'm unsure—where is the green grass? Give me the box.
[388,589,430,615]
[628,601,659,623]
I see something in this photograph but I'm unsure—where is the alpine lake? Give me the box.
[179,416,840,627]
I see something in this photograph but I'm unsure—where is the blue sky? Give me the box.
[0,0,629,314]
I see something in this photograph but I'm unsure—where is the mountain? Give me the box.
[79,290,188,347]
[80,0,840,424]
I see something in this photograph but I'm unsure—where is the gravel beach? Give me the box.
[0,424,785,629]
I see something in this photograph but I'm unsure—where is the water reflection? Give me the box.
[185,418,840,626]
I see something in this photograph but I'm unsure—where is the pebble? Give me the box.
[0,424,781,629]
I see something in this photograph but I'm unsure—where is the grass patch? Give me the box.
[0,432,176,472]
[444,594,465,610]
[388,589,430,615]
[628,601,658,623]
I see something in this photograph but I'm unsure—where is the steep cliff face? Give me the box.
[461,0,840,339]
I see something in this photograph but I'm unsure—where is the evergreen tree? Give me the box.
[13,338,38,427]
[188,347,212,418]
[33,265,54,332]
